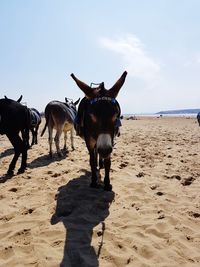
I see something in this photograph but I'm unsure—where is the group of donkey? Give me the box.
[1,71,127,190]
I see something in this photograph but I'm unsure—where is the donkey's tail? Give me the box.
[40,115,48,137]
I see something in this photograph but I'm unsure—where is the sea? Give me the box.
[123,113,198,118]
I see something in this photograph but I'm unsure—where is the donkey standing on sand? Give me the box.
[0,96,30,175]
[41,98,80,157]
[29,108,41,146]
[16,97,41,147]
[71,71,127,191]
[5,95,42,147]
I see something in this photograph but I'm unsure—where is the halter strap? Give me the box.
[90,97,116,105]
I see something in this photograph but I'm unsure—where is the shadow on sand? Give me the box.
[28,149,70,169]
[0,149,70,182]
[51,170,115,267]
[0,148,14,159]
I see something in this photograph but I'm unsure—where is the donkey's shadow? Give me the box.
[28,149,70,169]
[0,148,14,159]
[51,170,115,267]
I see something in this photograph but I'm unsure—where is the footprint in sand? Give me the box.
[156,191,164,196]
[21,208,34,215]
[119,161,129,169]
[136,172,145,178]
[1,246,14,260]
[165,175,181,181]
[181,177,195,186]
[9,187,18,192]
[188,211,200,218]
[150,185,158,190]
[51,172,61,178]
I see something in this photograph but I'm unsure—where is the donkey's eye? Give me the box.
[90,114,97,123]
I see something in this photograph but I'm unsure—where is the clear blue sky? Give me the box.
[0,0,200,113]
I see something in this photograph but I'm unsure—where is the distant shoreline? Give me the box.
[123,113,197,118]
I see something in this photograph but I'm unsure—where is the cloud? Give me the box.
[99,34,161,86]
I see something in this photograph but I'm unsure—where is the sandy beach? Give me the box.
[0,116,200,267]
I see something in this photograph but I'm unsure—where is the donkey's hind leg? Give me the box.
[70,128,75,151]
[35,125,39,144]
[63,131,68,152]
[54,128,63,157]
[18,141,28,174]
[30,128,35,146]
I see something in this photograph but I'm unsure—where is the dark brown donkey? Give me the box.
[0,97,30,175]
[71,71,127,191]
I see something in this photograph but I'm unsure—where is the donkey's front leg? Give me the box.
[35,125,39,144]
[7,134,22,175]
[89,149,99,188]
[18,142,28,174]
[104,157,112,191]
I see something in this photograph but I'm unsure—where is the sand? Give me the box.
[0,116,200,267]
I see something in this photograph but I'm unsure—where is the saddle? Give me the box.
[30,110,39,126]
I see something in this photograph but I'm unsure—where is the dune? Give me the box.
[0,116,200,267]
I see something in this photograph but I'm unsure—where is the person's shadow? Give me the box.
[51,170,115,267]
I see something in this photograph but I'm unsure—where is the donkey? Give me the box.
[0,97,30,175]
[41,98,80,157]
[29,108,41,146]
[197,112,200,126]
[71,71,127,191]
[5,96,42,147]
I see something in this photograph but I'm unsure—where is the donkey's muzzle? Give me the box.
[96,134,113,158]
[97,146,113,158]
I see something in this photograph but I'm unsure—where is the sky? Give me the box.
[0,0,200,114]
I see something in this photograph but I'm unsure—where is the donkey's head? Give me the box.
[71,71,127,158]
[65,97,80,111]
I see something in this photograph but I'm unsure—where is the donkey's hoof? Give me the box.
[17,168,25,174]
[104,184,112,191]
[7,170,14,176]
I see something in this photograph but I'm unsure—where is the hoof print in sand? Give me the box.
[136,172,145,178]
[156,191,164,196]
[181,177,195,186]
[119,161,129,169]
[188,211,200,218]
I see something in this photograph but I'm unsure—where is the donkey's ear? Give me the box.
[4,95,8,99]
[71,73,99,98]
[17,95,23,103]
[74,98,80,106]
[108,71,128,98]
[65,97,69,103]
